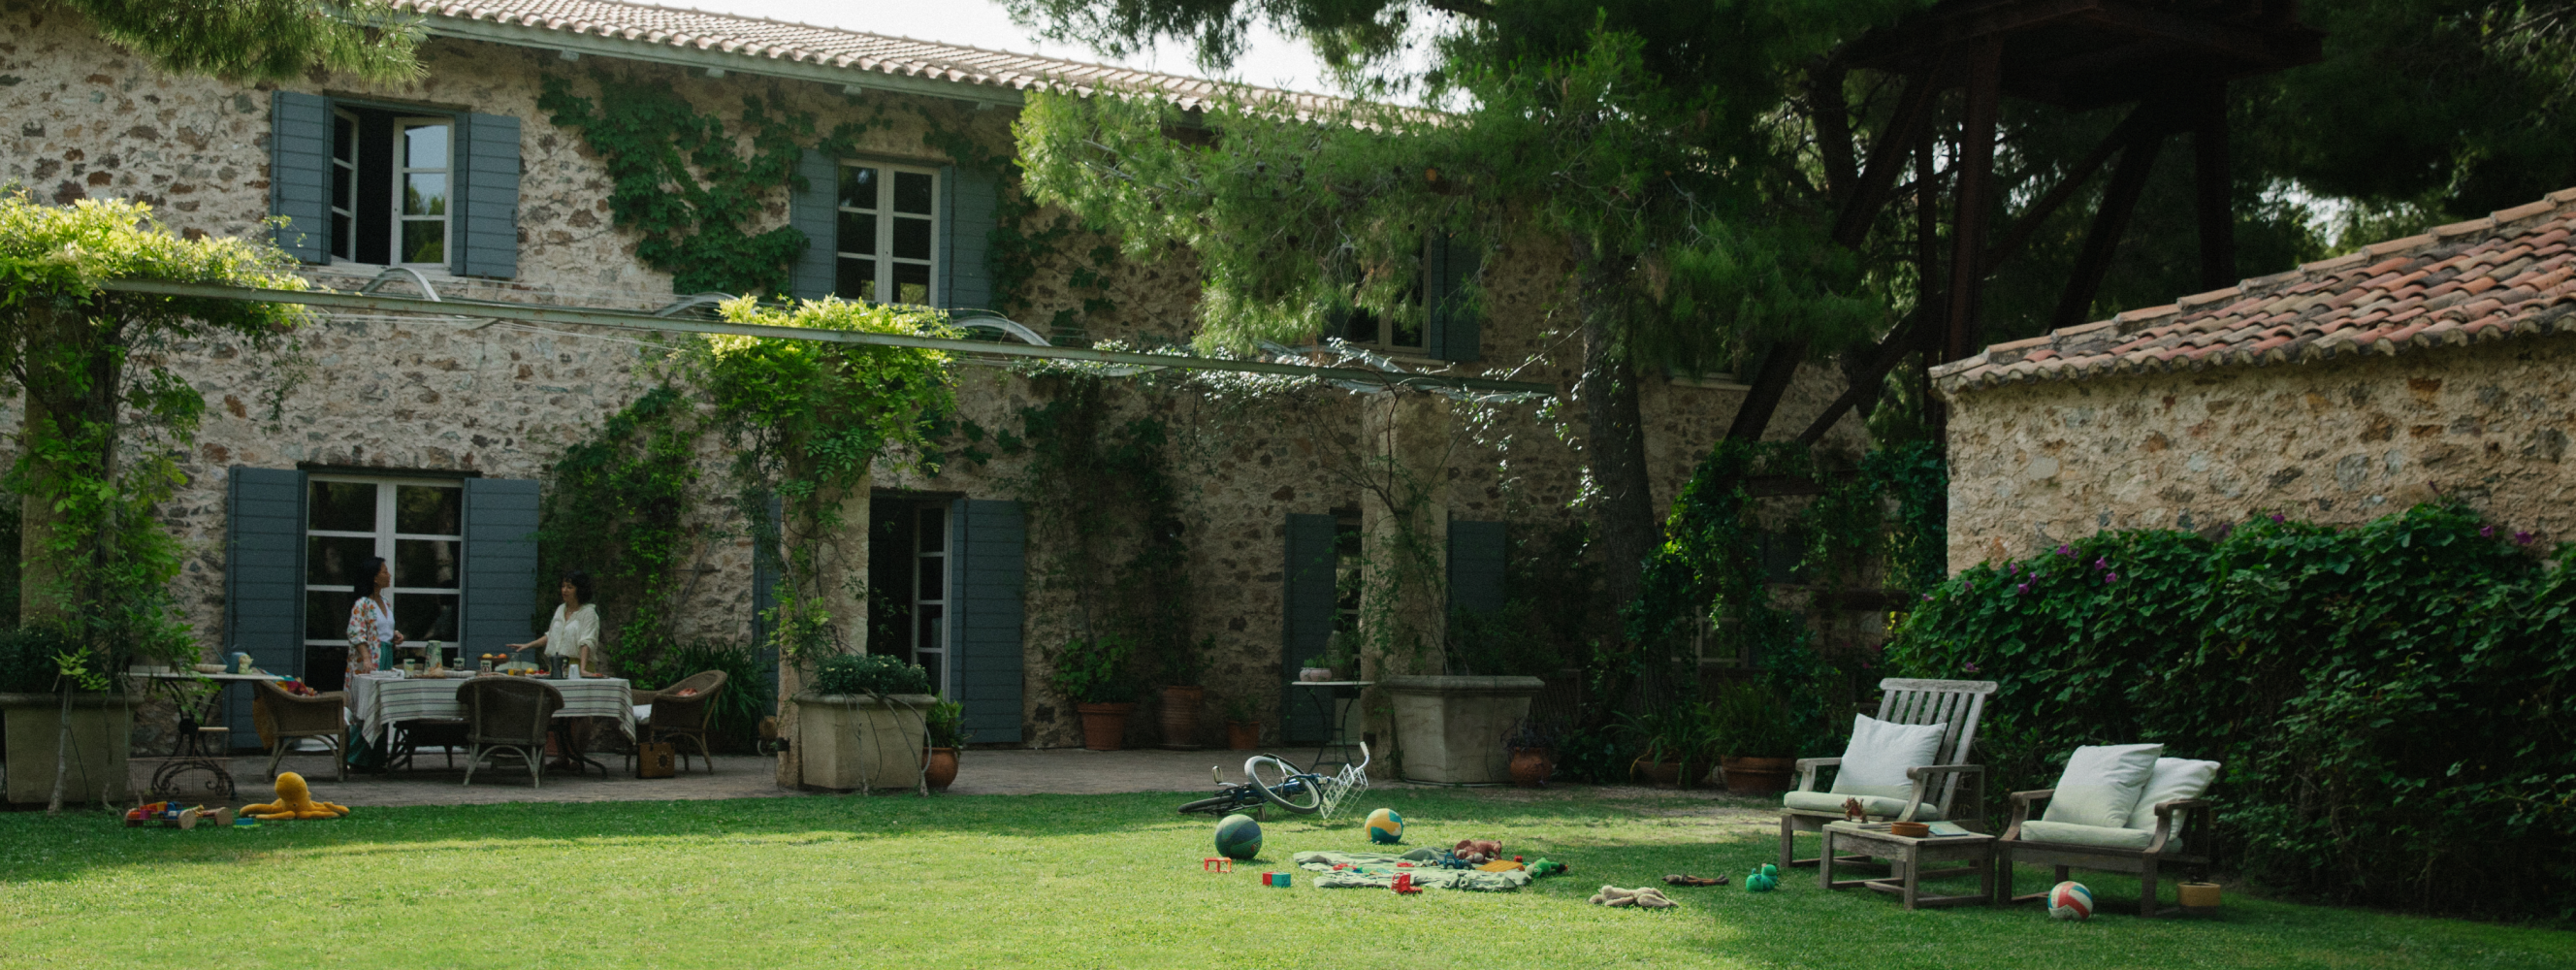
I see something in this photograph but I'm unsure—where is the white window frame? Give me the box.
[302,474,467,656]
[330,110,360,262]
[834,160,942,306]
[913,502,952,698]
[392,116,453,268]
[1334,240,1431,356]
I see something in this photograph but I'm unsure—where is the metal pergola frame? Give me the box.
[99,278,1557,396]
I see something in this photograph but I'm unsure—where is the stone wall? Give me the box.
[1943,332,2576,571]
[3,10,1874,749]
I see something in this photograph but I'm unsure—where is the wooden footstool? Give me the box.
[1820,822,1998,910]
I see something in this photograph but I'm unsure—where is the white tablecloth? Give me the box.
[349,673,635,743]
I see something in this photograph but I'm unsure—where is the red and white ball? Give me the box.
[2046,881,2094,921]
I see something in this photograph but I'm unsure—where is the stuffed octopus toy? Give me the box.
[243,771,350,821]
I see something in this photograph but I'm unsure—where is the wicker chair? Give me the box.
[636,670,727,775]
[251,679,347,782]
[457,678,564,789]
[391,718,470,773]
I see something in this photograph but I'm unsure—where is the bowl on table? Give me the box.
[193,663,227,674]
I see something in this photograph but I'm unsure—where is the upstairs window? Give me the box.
[835,162,941,305]
[319,107,451,267]
[270,91,517,277]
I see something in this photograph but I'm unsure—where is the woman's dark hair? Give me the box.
[562,570,594,606]
[353,556,390,602]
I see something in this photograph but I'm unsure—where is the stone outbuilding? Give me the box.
[1934,188,2576,571]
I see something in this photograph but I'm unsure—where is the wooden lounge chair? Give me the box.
[1998,749,2219,918]
[251,679,347,782]
[1778,677,1998,871]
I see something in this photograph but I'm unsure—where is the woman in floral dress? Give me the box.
[346,556,404,682]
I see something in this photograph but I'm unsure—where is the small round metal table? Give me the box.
[1287,679,1372,773]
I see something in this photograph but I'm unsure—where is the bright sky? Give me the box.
[689,0,1336,94]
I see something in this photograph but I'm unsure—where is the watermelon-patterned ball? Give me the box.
[2047,881,2093,921]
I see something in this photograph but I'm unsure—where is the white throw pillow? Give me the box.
[2124,758,2220,831]
[2042,743,2165,828]
[1827,714,1948,802]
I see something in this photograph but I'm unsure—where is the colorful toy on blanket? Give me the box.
[1365,807,1404,844]
[1743,863,1781,892]
[1390,873,1421,895]
[1214,813,1263,860]
[123,802,235,829]
[2047,881,2093,921]
[243,772,350,821]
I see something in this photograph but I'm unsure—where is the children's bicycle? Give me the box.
[1177,742,1369,821]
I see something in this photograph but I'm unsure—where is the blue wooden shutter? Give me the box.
[451,113,521,278]
[788,148,838,301]
[1281,513,1336,743]
[461,478,540,657]
[950,499,1025,743]
[1432,234,1483,362]
[1447,520,1507,617]
[1420,234,1446,361]
[224,467,306,741]
[268,91,332,264]
[943,165,1000,310]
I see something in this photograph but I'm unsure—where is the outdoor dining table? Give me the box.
[348,672,636,775]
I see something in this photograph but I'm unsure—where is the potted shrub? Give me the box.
[1222,695,1261,750]
[2,626,143,809]
[1618,702,1717,788]
[791,653,934,792]
[922,697,968,792]
[1710,683,1801,794]
[1502,717,1560,789]
[1051,634,1138,751]
[1158,634,1209,750]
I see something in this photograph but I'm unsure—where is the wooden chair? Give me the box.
[635,670,727,775]
[1777,677,1998,871]
[1998,787,2216,918]
[457,678,564,789]
[250,679,347,782]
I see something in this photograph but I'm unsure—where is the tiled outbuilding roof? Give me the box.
[1932,187,2576,396]
[393,0,1344,113]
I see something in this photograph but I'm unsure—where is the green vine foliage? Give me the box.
[537,72,878,295]
[536,383,696,667]
[915,108,1073,320]
[1887,502,2576,921]
[0,195,309,670]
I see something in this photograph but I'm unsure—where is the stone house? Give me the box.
[0,0,1869,766]
[1934,188,2576,571]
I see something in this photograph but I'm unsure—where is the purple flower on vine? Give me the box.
[2271,513,2286,524]
[2481,525,2496,538]
[2014,582,2030,594]
[1922,594,1934,602]
[2008,564,2018,576]
[2516,532,2536,546]
[2057,544,2073,557]
[1963,662,1980,673]
[2106,572,2119,582]
[2093,557,2109,570]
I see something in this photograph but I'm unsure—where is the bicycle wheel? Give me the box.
[1245,755,1324,814]
[1177,793,1243,816]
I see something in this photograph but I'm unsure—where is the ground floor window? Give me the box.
[868,496,951,695]
[303,475,463,689]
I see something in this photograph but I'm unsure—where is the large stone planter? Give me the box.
[2,693,132,806]
[790,693,934,792]
[1382,675,1544,785]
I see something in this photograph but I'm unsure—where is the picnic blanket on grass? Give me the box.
[1293,851,1531,891]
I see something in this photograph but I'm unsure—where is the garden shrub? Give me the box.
[1887,501,2576,921]
[810,653,932,697]
[620,639,774,753]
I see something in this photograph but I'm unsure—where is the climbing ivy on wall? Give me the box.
[536,71,882,296]
[534,383,697,668]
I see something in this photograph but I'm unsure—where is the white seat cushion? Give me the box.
[1784,789,1945,821]
[2018,820,2177,852]
[1827,714,1949,802]
[2125,758,2219,832]
[2042,743,2164,828]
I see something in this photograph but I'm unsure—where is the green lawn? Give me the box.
[2,788,2565,969]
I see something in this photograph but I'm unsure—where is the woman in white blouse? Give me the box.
[509,570,600,675]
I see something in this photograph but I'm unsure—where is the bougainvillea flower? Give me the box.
[2481,525,2496,538]
[2515,532,2536,545]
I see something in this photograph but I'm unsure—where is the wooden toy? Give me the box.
[1202,857,1234,873]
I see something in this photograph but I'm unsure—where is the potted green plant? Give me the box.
[791,653,935,792]
[2,626,143,809]
[1051,634,1138,751]
[922,697,968,792]
[1617,701,1717,788]
[1502,717,1561,789]
[1709,683,1802,794]
[1158,634,1209,750]
[1222,695,1260,750]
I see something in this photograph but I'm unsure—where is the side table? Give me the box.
[1286,680,1371,774]
[1820,822,1997,910]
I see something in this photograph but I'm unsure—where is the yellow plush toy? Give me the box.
[243,771,350,821]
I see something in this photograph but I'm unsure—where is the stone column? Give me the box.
[1355,391,1450,775]
[775,469,871,789]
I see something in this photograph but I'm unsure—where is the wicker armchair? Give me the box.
[392,718,470,773]
[638,670,727,775]
[251,679,347,782]
[457,678,564,789]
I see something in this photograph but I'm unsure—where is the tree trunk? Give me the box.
[1571,238,1657,609]
[46,683,72,815]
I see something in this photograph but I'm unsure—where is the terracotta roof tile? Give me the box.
[1937,187,2576,397]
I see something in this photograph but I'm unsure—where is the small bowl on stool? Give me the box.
[1888,822,1931,838]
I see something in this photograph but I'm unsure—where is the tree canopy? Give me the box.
[58,1,421,83]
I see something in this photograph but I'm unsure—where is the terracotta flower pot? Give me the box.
[1721,756,1796,794]
[1076,701,1137,751]
[1226,720,1261,750]
[1631,756,1685,788]
[924,747,959,792]
[1508,747,1554,788]
[1158,685,1205,750]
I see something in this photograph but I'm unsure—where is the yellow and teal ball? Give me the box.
[1365,808,1404,844]
[2047,881,2093,921]
[1214,813,1263,860]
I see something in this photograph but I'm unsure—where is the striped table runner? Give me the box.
[351,673,636,743]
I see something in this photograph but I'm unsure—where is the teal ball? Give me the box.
[1365,808,1405,844]
[1215,813,1263,860]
